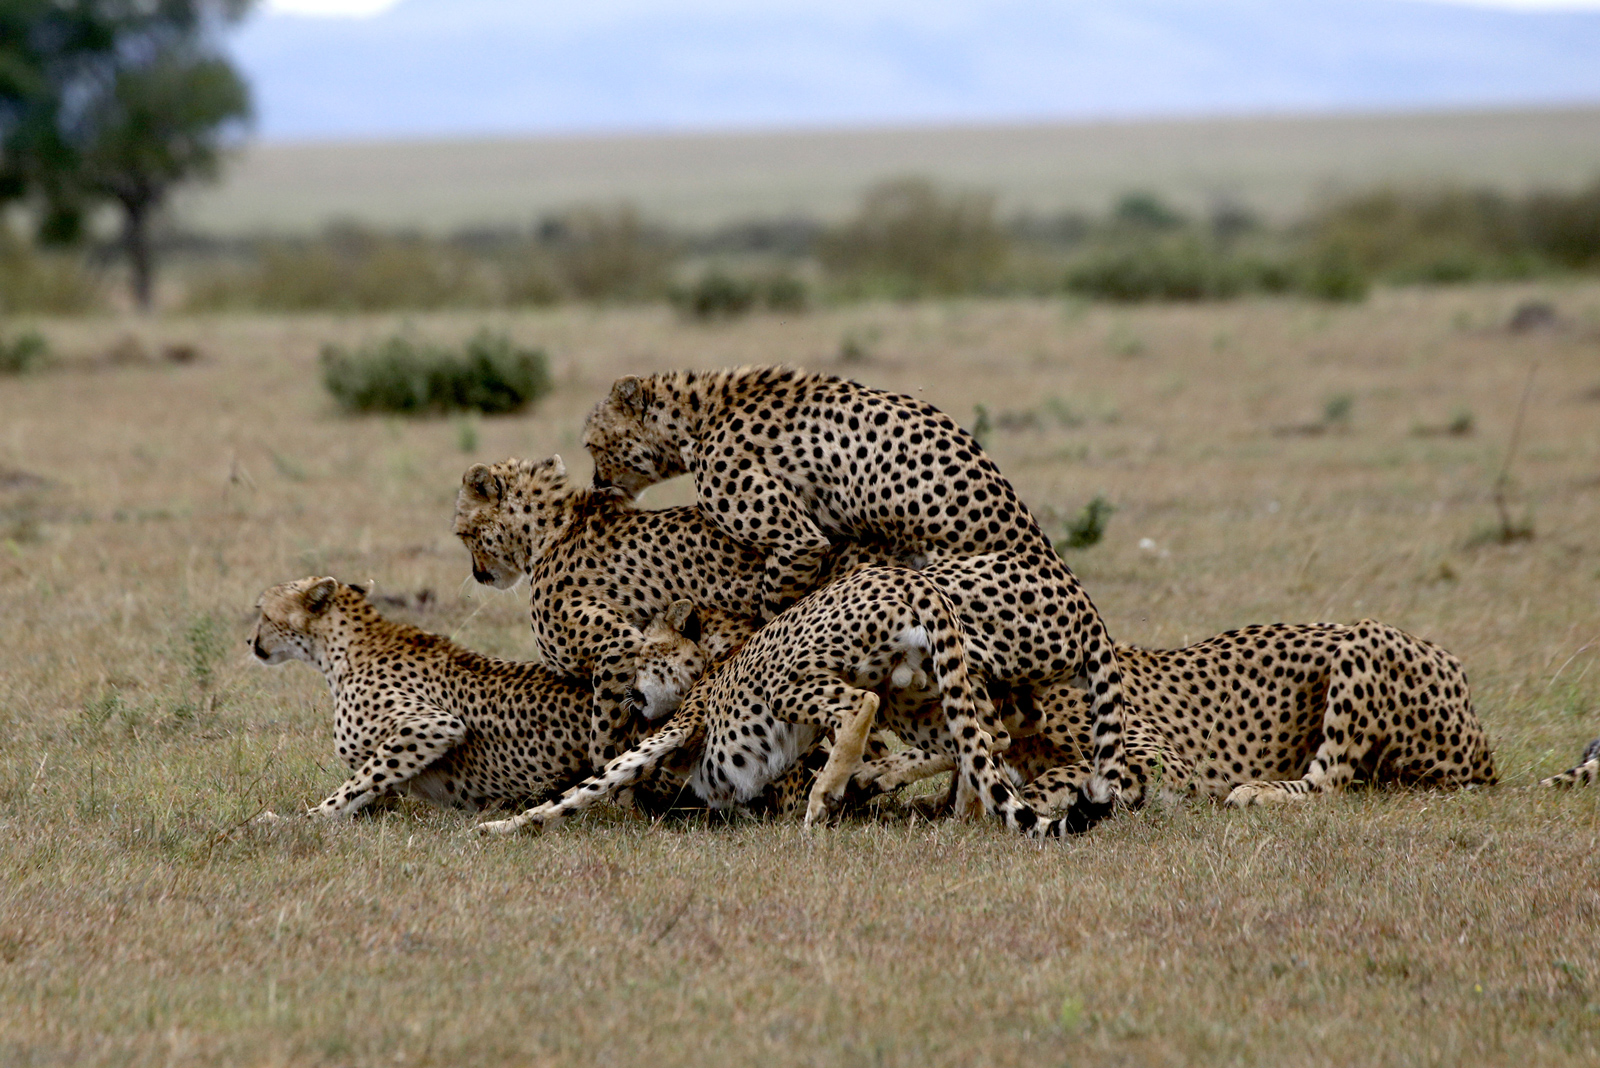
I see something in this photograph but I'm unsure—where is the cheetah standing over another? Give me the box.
[453,454,905,773]
[481,567,1107,838]
[249,577,593,819]
[583,365,1131,836]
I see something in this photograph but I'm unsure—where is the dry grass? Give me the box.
[2,282,1599,1066]
[173,107,1600,234]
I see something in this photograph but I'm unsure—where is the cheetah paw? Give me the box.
[1225,783,1286,808]
[254,809,290,825]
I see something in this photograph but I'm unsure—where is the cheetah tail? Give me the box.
[917,584,1111,839]
[1539,738,1600,787]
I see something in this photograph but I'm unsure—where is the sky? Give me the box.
[235,0,1600,141]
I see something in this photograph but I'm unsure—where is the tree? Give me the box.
[0,1,253,310]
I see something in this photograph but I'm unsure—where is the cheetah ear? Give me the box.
[547,454,566,479]
[663,599,701,642]
[302,577,338,615]
[611,375,646,417]
[463,463,502,504]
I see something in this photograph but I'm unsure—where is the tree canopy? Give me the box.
[0,1,253,308]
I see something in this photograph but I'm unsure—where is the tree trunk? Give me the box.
[122,198,154,312]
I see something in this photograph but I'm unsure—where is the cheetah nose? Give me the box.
[252,638,269,660]
[592,473,613,490]
[625,688,646,709]
[473,568,495,585]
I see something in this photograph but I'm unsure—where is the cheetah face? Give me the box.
[249,577,338,665]
[628,601,711,720]
[454,456,570,589]
[583,376,685,495]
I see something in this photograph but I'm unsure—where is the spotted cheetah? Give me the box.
[454,454,905,773]
[985,621,1501,810]
[583,366,1130,835]
[249,577,593,819]
[614,615,1505,820]
[1542,739,1600,787]
[481,567,1104,838]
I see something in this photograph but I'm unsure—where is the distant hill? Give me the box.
[231,0,1600,140]
[175,107,1600,235]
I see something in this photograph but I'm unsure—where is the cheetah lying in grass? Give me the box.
[250,577,594,819]
[604,616,1510,821]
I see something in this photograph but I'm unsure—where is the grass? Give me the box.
[2,283,1599,1066]
[171,107,1600,234]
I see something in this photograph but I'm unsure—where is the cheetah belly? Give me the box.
[689,722,819,808]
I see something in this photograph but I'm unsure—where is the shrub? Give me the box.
[671,269,810,320]
[0,330,50,374]
[1065,238,1247,302]
[186,226,496,312]
[672,270,756,320]
[819,177,1010,296]
[540,204,674,301]
[0,231,102,315]
[321,331,552,416]
[1057,496,1114,552]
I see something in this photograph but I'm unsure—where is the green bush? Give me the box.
[321,331,552,416]
[672,270,756,320]
[0,329,50,374]
[671,269,810,320]
[1065,238,1247,302]
[819,177,1010,297]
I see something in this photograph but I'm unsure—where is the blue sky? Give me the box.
[234,0,1600,141]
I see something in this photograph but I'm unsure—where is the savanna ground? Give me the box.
[2,283,1599,1067]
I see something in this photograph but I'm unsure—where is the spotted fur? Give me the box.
[583,365,1130,833]
[249,577,592,818]
[989,621,1500,810]
[1541,738,1600,787]
[454,454,905,773]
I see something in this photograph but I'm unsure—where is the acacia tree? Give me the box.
[0,1,252,310]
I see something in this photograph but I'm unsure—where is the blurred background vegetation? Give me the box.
[5,171,1600,317]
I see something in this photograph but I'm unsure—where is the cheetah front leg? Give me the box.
[1226,675,1367,808]
[805,691,880,827]
[301,708,466,820]
[476,714,701,836]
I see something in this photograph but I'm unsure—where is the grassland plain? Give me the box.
[173,107,1600,235]
[1,283,1599,1067]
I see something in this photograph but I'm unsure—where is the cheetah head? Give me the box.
[583,375,687,495]
[453,456,573,589]
[627,600,712,721]
[249,576,352,665]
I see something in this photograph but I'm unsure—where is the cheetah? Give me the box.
[583,365,1130,835]
[453,454,905,772]
[480,567,1104,838]
[986,621,1501,810]
[1542,739,1600,787]
[613,615,1504,819]
[249,576,593,819]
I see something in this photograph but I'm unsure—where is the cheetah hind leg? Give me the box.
[805,692,880,828]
